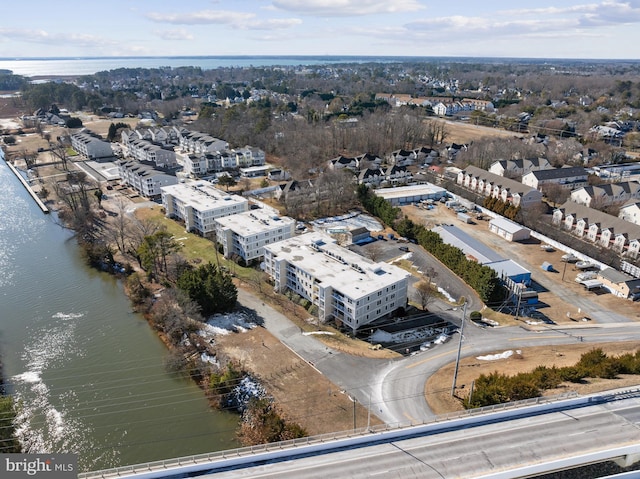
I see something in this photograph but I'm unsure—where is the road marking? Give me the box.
[508,336,566,341]
[405,347,470,369]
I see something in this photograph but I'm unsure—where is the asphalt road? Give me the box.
[202,395,640,478]
[239,287,640,427]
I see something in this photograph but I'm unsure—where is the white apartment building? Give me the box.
[161,181,249,237]
[215,208,295,262]
[263,232,409,333]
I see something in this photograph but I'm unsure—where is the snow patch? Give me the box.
[303,331,335,336]
[370,327,450,345]
[229,376,266,412]
[201,311,258,336]
[477,350,521,361]
[437,288,456,303]
[200,352,218,367]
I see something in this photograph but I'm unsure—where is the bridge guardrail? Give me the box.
[78,389,608,479]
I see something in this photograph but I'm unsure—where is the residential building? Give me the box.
[522,167,588,190]
[178,130,229,155]
[233,146,266,168]
[457,165,543,208]
[267,169,291,181]
[327,155,358,171]
[383,165,412,185]
[71,130,114,160]
[117,160,178,199]
[273,179,315,202]
[620,201,640,226]
[570,182,640,208]
[179,152,219,177]
[488,158,552,178]
[553,200,640,258]
[161,181,249,237]
[215,208,295,262]
[389,149,415,167]
[591,162,640,182]
[263,232,409,333]
[356,152,384,168]
[358,167,384,186]
[120,129,178,168]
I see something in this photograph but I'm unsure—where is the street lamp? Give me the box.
[451,301,468,397]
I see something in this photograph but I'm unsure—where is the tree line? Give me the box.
[465,348,640,408]
[357,185,504,304]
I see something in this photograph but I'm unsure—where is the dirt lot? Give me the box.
[426,341,640,415]
[437,118,525,145]
[213,306,385,436]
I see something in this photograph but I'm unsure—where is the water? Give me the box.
[0,158,240,471]
[1,55,638,79]
[0,56,394,77]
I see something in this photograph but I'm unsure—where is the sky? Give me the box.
[1,0,640,59]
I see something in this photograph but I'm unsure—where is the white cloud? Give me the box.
[501,1,640,28]
[147,10,255,25]
[0,28,111,47]
[272,0,424,16]
[246,18,303,30]
[147,9,301,31]
[154,29,194,41]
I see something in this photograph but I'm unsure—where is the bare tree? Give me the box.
[51,143,69,171]
[424,119,448,147]
[415,279,436,311]
[103,197,132,254]
[363,241,384,262]
[540,183,570,206]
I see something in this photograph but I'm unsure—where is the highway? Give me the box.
[83,390,640,479]
[196,395,640,478]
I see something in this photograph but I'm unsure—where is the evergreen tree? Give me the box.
[177,263,237,317]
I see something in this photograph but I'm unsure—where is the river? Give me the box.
[0,158,240,472]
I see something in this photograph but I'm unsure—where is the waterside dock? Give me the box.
[3,156,50,214]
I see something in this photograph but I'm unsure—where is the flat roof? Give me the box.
[265,232,409,299]
[161,181,248,211]
[240,165,271,172]
[373,183,446,200]
[215,208,294,236]
[432,224,503,264]
[485,259,531,279]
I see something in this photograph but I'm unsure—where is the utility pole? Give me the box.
[451,301,467,397]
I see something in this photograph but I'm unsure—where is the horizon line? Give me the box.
[1,55,640,62]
